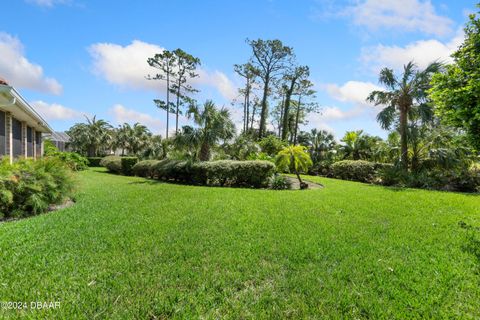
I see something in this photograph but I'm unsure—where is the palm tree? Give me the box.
[367,61,442,169]
[67,116,112,157]
[298,129,336,164]
[113,123,131,156]
[176,100,235,161]
[127,123,151,155]
[275,145,313,189]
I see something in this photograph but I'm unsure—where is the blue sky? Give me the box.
[0,0,476,139]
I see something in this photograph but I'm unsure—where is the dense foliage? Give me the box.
[131,159,276,188]
[86,157,103,167]
[0,158,75,219]
[44,140,88,171]
[429,10,480,150]
[331,160,379,183]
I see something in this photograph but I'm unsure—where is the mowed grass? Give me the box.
[0,168,479,319]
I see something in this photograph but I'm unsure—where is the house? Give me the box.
[49,131,70,152]
[0,78,53,163]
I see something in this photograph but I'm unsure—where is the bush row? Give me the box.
[330,160,392,183]
[100,156,138,176]
[329,160,480,192]
[0,158,75,219]
[86,157,103,167]
[132,159,276,188]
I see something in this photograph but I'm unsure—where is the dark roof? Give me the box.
[0,77,8,85]
[51,131,70,142]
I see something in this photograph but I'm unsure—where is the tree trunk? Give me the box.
[278,94,284,138]
[282,79,296,141]
[246,79,250,132]
[258,76,270,138]
[250,101,256,132]
[399,106,408,169]
[176,81,181,134]
[294,96,302,145]
[88,145,95,157]
[166,67,170,139]
[243,88,247,133]
[199,142,210,161]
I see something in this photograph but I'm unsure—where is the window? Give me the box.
[12,118,22,157]
[27,126,33,157]
[36,131,42,157]
[0,111,5,156]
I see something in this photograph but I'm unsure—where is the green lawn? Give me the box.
[1,168,479,319]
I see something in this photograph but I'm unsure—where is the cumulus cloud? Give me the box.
[109,104,166,134]
[361,30,464,72]
[32,100,84,120]
[0,32,62,95]
[89,40,237,100]
[324,80,383,107]
[345,0,453,37]
[25,0,69,7]
[310,80,385,134]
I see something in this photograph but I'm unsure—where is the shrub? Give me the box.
[121,157,138,176]
[331,160,377,183]
[43,140,88,171]
[132,160,160,178]
[86,157,103,167]
[153,159,195,183]
[101,156,122,174]
[377,165,480,192]
[0,158,75,219]
[268,174,292,190]
[195,160,276,188]
[259,135,287,156]
[150,159,276,188]
[49,152,88,171]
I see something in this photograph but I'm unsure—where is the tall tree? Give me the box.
[171,48,200,134]
[367,61,441,169]
[429,10,480,150]
[147,50,177,139]
[247,39,293,138]
[292,79,318,144]
[234,63,257,133]
[281,66,309,140]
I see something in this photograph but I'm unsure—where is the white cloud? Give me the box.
[109,104,166,134]
[310,80,385,134]
[32,100,84,120]
[360,30,464,71]
[89,40,237,101]
[324,80,383,107]
[0,32,62,95]
[345,0,453,36]
[25,0,68,7]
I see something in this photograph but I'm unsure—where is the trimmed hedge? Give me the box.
[113,158,277,188]
[131,159,276,188]
[100,156,138,175]
[196,160,275,187]
[100,156,122,174]
[86,157,103,167]
[331,160,377,183]
[121,157,138,176]
[132,160,160,178]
